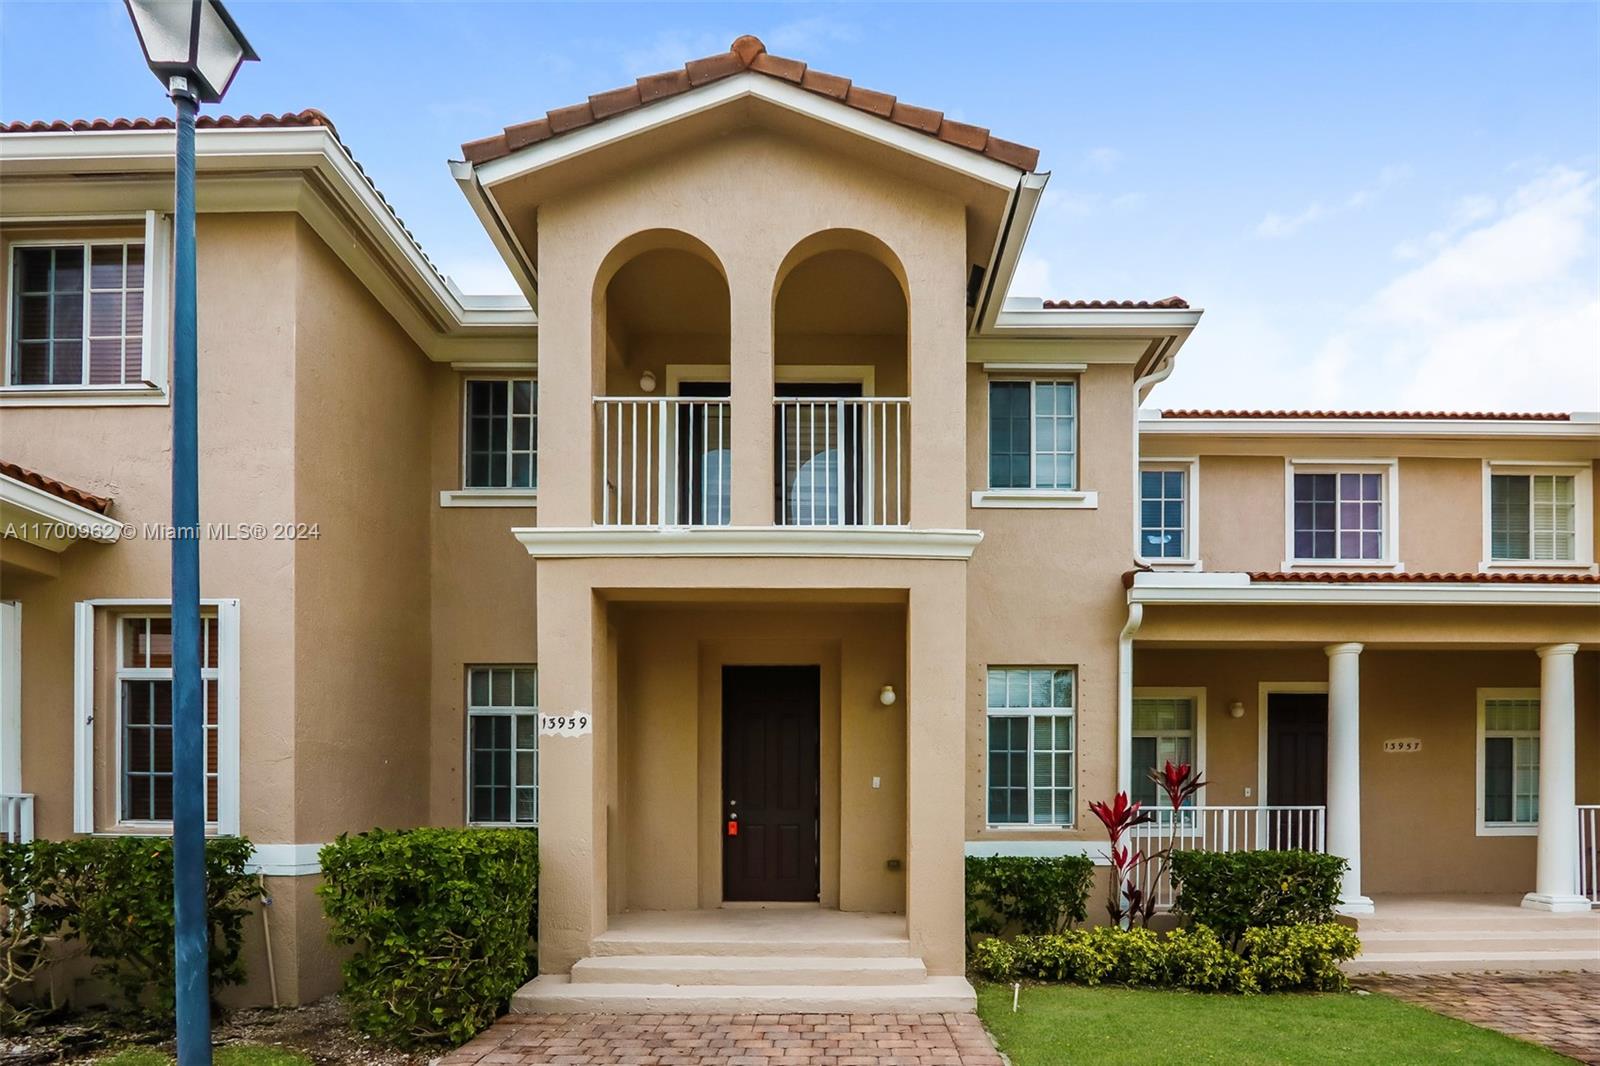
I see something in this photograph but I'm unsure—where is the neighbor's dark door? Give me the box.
[1266,692,1328,849]
[722,665,820,901]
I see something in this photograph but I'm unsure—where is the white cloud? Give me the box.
[1256,164,1409,238]
[1256,202,1325,238]
[1084,147,1122,173]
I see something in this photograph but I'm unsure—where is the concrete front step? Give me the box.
[1347,950,1600,975]
[589,930,913,959]
[511,974,977,1014]
[1357,929,1600,953]
[1357,913,1600,933]
[571,953,929,986]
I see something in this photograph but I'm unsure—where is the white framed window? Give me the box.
[985,666,1075,827]
[442,377,539,507]
[1476,688,1539,835]
[1482,462,1594,570]
[466,665,538,826]
[973,377,1097,509]
[2,211,172,405]
[1131,689,1206,810]
[1138,459,1199,565]
[1284,459,1399,568]
[71,598,240,835]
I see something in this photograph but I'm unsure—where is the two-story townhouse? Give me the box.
[1,36,1595,1013]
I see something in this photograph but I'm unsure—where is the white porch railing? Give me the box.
[774,397,909,527]
[1579,805,1600,903]
[597,397,732,527]
[1126,804,1327,911]
[0,794,34,844]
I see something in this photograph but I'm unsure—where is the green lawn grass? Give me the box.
[98,1045,311,1066]
[976,983,1566,1066]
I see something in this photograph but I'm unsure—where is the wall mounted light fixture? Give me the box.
[639,370,657,393]
[879,684,897,707]
[1229,700,1245,719]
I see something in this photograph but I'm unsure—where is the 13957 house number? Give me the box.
[1382,738,1422,753]
[539,713,593,737]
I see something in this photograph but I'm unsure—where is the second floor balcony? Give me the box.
[596,394,910,529]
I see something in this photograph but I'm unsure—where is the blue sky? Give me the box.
[3,1,1597,411]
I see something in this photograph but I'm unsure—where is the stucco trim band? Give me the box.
[247,843,326,877]
[1128,571,1600,607]
[970,489,1098,510]
[512,526,983,560]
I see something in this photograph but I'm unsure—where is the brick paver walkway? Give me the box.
[437,1012,1005,1066]
[1359,972,1600,1064]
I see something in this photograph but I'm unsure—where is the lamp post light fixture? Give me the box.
[121,4,256,1064]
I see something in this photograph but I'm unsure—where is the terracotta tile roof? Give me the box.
[460,35,1041,172]
[1159,409,1572,421]
[1043,297,1190,310]
[1247,570,1600,585]
[0,459,112,515]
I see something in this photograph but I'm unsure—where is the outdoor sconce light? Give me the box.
[124,0,258,103]
[639,370,657,393]
[879,684,897,707]
[1229,700,1245,719]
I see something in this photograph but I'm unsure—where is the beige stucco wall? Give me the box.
[1136,647,1600,895]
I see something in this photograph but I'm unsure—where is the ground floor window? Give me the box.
[1131,694,1198,809]
[116,615,220,824]
[467,665,538,825]
[1480,691,1539,829]
[986,666,1075,826]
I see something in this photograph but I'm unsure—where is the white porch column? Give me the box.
[1325,642,1372,915]
[1524,643,1588,912]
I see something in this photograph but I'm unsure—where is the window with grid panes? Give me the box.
[465,379,536,489]
[986,667,1076,826]
[1131,697,1196,808]
[1139,468,1187,558]
[1293,471,1384,560]
[118,616,219,823]
[1490,474,1576,562]
[1482,697,1539,826]
[987,380,1077,490]
[10,243,145,386]
[467,666,538,825]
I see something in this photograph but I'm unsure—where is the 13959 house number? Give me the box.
[539,713,593,737]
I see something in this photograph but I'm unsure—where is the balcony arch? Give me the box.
[771,229,910,527]
[592,229,732,526]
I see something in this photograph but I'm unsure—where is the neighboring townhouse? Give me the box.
[0,36,1595,1013]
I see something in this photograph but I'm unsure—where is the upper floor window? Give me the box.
[9,242,145,387]
[117,615,220,825]
[988,379,1077,491]
[466,665,538,826]
[1491,472,1576,562]
[985,666,1075,827]
[1287,462,1394,565]
[1139,463,1192,561]
[464,378,536,489]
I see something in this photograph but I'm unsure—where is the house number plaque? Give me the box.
[540,713,593,737]
[1382,738,1421,753]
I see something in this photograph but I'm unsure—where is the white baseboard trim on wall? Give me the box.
[248,843,326,877]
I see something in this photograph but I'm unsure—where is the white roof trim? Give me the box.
[1127,570,1600,608]
[512,525,983,560]
[471,73,1024,191]
[0,473,122,546]
[993,301,1204,335]
[1139,412,1600,441]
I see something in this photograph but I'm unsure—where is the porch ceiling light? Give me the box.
[639,370,658,393]
[879,684,897,707]
[1229,700,1245,719]
[124,0,258,103]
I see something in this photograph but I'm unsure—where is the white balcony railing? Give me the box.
[1125,804,1327,911]
[775,397,908,527]
[1580,805,1600,903]
[0,794,34,844]
[597,397,731,527]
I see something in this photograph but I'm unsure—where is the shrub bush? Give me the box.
[964,855,1094,943]
[24,836,260,1020]
[1242,922,1361,992]
[1169,850,1346,945]
[317,827,538,1048]
[1163,924,1253,993]
[0,841,65,1031]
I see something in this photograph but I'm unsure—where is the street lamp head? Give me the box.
[124,0,258,104]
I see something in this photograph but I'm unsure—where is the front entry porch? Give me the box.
[1349,894,1600,974]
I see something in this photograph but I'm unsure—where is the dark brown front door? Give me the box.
[1267,692,1327,848]
[722,665,820,902]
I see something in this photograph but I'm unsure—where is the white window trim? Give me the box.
[464,664,539,828]
[1,211,171,407]
[1479,461,1596,573]
[73,598,240,836]
[1282,458,1402,571]
[1131,687,1208,807]
[0,601,20,796]
[1136,458,1201,569]
[978,374,1087,508]
[1476,687,1541,837]
[983,666,1078,830]
[455,374,538,500]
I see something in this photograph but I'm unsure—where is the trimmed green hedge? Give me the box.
[318,827,537,1048]
[965,855,1094,944]
[970,922,1359,994]
[1169,850,1347,946]
[0,836,259,1024]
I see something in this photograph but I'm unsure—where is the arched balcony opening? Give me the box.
[593,233,731,526]
[772,234,910,527]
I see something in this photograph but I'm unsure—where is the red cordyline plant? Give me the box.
[1091,760,1206,929]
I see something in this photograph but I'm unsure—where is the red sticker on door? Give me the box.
[726,820,738,836]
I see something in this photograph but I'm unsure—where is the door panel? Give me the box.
[722,665,820,901]
[1267,692,1328,848]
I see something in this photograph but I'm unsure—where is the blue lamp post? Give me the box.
[121,4,256,1063]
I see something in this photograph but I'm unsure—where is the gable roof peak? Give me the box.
[730,35,766,66]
